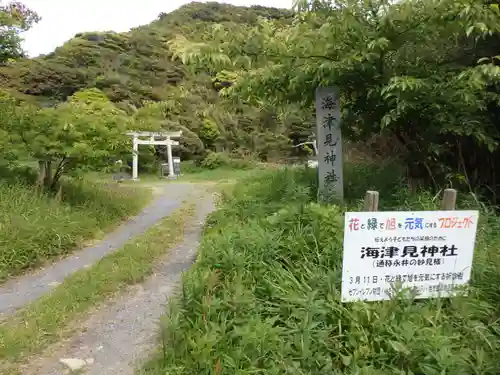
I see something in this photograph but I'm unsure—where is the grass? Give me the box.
[87,160,268,185]
[0,200,197,373]
[177,166,265,182]
[142,163,500,375]
[0,174,151,281]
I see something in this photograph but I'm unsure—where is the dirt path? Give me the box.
[23,190,215,375]
[0,183,198,318]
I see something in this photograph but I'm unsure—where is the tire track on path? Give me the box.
[24,189,215,375]
[0,182,197,318]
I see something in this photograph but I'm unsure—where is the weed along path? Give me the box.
[22,189,215,375]
[0,182,198,318]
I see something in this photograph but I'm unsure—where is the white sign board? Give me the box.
[341,210,479,302]
[315,87,343,201]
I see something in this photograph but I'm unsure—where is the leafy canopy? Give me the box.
[0,1,39,63]
[170,0,500,194]
[0,88,132,185]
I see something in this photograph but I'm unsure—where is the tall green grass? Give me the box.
[143,164,500,375]
[0,175,150,281]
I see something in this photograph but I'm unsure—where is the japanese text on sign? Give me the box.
[315,87,344,201]
[341,210,479,302]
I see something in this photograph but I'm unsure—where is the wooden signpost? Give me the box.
[315,87,344,202]
[126,131,182,180]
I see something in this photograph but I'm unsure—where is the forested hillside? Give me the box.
[0,2,312,165]
[2,0,500,199]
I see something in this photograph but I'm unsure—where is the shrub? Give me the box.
[199,151,255,170]
[146,164,500,375]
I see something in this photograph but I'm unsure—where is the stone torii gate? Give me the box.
[126,131,182,180]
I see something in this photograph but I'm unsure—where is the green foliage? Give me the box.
[0,175,148,280]
[200,118,220,150]
[0,2,39,64]
[68,87,110,104]
[144,165,500,375]
[0,88,132,188]
[126,145,160,174]
[170,0,500,199]
[199,151,255,170]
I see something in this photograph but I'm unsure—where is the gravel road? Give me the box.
[0,182,198,318]
[25,190,215,375]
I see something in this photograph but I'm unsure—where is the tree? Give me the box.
[199,118,220,150]
[170,0,500,197]
[0,89,27,166]
[3,88,132,190]
[0,1,39,63]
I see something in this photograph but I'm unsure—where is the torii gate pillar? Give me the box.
[166,141,174,179]
[132,134,139,180]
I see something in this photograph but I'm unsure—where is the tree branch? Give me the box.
[50,156,66,190]
[239,49,336,62]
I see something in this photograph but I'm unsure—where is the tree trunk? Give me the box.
[55,184,63,202]
[37,160,54,190]
[43,161,52,187]
[50,158,67,191]
[37,160,45,188]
